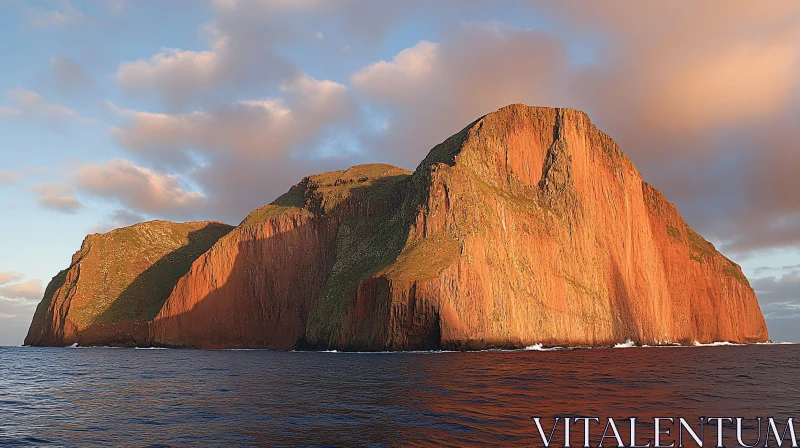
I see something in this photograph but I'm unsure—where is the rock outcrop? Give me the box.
[25,221,233,346]
[27,105,769,349]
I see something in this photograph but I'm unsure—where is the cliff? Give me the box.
[24,221,233,346]
[27,105,769,349]
[151,105,768,349]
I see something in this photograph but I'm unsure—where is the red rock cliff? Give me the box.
[150,105,768,349]
[25,221,233,346]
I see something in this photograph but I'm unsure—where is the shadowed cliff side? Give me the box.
[151,165,414,348]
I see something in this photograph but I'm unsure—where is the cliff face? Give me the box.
[27,105,769,349]
[150,105,768,349]
[151,164,412,348]
[25,221,233,346]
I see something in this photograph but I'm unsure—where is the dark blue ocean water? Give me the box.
[0,344,797,447]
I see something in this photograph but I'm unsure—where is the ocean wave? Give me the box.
[692,341,743,347]
[613,339,636,348]
[523,343,564,351]
[65,344,124,349]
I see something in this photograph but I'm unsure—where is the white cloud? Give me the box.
[2,88,94,125]
[117,46,223,104]
[352,25,568,169]
[116,0,418,108]
[0,274,42,343]
[106,71,357,221]
[0,275,42,345]
[75,159,206,217]
[352,41,439,101]
[0,272,23,286]
[0,279,43,302]
[32,183,83,214]
[111,73,354,164]
[116,18,294,108]
[347,10,800,257]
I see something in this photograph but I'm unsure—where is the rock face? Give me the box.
[151,105,768,349]
[25,221,233,346]
[27,105,769,349]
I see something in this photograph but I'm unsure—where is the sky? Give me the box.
[0,0,798,346]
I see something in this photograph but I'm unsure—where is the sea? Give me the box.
[0,343,797,447]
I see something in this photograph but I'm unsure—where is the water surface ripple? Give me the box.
[0,345,797,447]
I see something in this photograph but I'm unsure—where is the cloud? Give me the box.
[25,0,95,28]
[116,0,425,109]
[0,169,22,184]
[750,263,800,341]
[0,296,39,344]
[116,17,295,108]
[348,4,800,255]
[646,41,797,133]
[0,273,43,344]
[752,266,800,306]
[209,0,416,40]
[101,1,800,257]
[0,272,23,286]
[75,159,206,218]
[1,88,94,125]
[528,1,800,254]
[352,23,569,169]
[108,73,356,220]
[0,273,43,345]
[112,75,352,162]
[32,183,83,214]
[0,107,21,117]
[51,57,93,91]
[352,41,439,102]
[0,279,43,302]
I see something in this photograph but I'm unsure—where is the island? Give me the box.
[25,105,769,350]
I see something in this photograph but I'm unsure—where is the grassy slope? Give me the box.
[74,221,233,326]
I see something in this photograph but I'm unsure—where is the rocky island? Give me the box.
[25,105,769,350]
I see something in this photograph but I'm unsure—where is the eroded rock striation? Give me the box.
[27,105,769,349]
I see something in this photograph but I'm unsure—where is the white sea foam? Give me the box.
[692,341,743,347]
[225,348,270,351]
[613,339,636,348]
[523,343,564,351]
[240,340,796,354]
